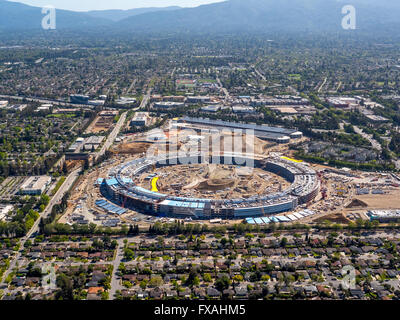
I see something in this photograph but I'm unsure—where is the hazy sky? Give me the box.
[8,0,225,11]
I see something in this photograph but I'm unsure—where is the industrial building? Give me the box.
[83,136,105,151]
[99,110,119,117]
[176,117,302,143]
[0,204,13,221]
[70,94,90,104]
[245,209,315,225]
[101,153,319,220]
[153,102,185,109]
[88,100,105,106]
[252,96,310,106]
[162,96,186,102]
[367,210,400,223]
[186,96,211,104]
[69,136,104,152]
[115,97,137,106]
[364,114,390,124]
[232,106,256,114]
[131,112,150,127]
[19,176,52,195]
[325,97,360,109]
[200,105,221,113]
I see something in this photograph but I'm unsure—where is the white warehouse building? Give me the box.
[19,176,52,195]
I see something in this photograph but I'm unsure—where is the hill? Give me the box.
[1,0,400,35]
[116,0,400,34]
[0,0,110,30]
[86,6,181,22]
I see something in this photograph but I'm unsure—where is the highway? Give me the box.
[0,90,150,296]
[317,77,327,93]
[139,88,152,109]
[353,125,382,151]
[254,67,266,82]
[0,167,81,294]
[0,94,91,109]
[216,76,229,100]
[252,65,268,90]
[95,111,127,162]
[94,87,152,163]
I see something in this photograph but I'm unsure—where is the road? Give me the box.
[94,87,152,162]
[0,94,90,109]
[126,79,137,95]
[287,85,299,95]
[139,88,152,109]
[253,67,266,82]
[109,238,125,300]
[94,111,127,162]
[252,66,267,91]
[216,76,229,100]
[317,77,327,93]
[353,125,382,151]
[0,89,149,296]
[94,88,152,162]
[0,168,81,294]
[335,81,342,93]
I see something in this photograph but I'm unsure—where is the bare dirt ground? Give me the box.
[136,163,290,200]
[59,154,143,224]
[65,160,84,171]
[86,116,115,134]
[113,142,152,154]
[351,191,400,210]
[84,116,100,134]
[314,213,351,224]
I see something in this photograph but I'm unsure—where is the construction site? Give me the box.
[136,164,291,200]
[58,116,400,228]
[309,167,400,224]
[85,110,118,134]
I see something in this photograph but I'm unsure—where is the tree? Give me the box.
[185,268,200,287]
[390,133,400,155]
[56,273,73,300]
[83,159,90,172]
[148,275,163,288]
[118,263,126,275]
[39,194,50,207]
[203,273,212,282]
[129,224,139,235]
[215,275,231,292]
[124,248,135,261]
[233,275,243,283]
[62,162,68,175]
[139,280,148,290]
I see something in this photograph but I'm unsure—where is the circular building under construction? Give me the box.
[100,153,320,220]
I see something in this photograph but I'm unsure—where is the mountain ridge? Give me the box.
[85,6,182,22]
[0,0,399,35]
[0,0,111,30]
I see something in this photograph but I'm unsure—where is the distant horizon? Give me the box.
[7,0,226,12]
